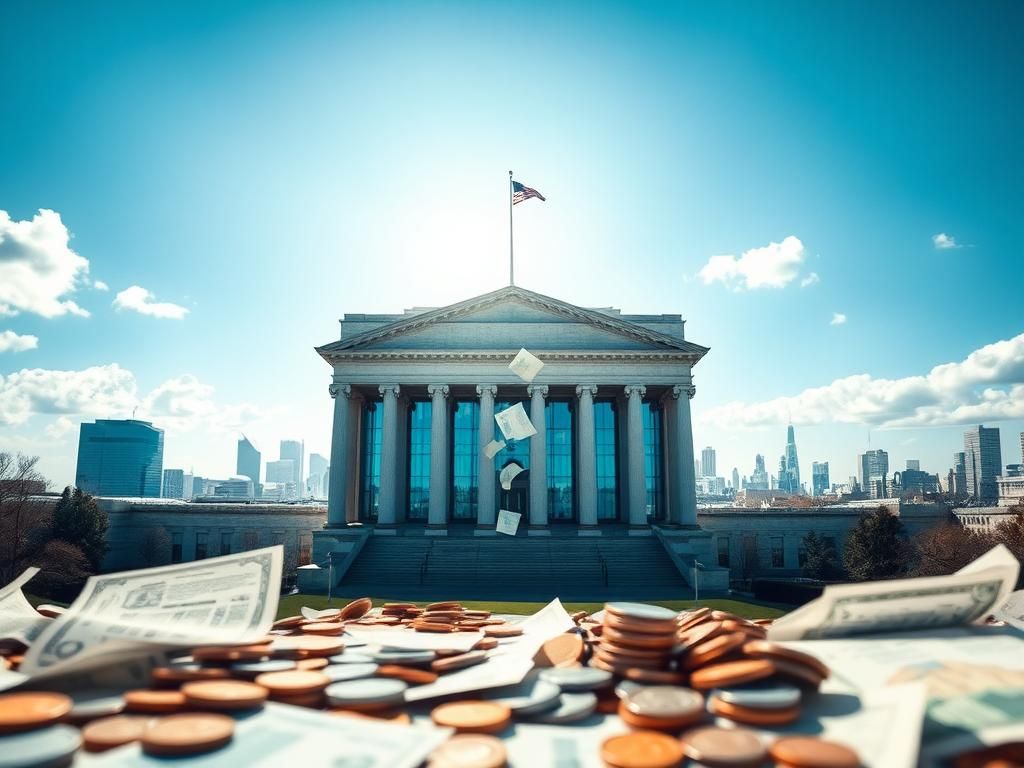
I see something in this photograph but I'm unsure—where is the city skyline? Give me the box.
[2,3,1023,488]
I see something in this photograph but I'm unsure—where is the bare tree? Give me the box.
[0,452,51,584]
[141,527,172,567]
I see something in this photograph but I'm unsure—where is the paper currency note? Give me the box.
[995,589,1024,630]
[496,509,522,536]
[769,544,1019,641]
[500,463,525,490]
[0,566,48,643]
[495,402,536,441]
[21,546,283,677]
[483,439,506,459]
[509,348,544,382]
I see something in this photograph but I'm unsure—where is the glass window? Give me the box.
[195,532,208,560]
[594,401,618,520]
[771,536,784,568]
[360,401,383,520]
[299,534,312,566]
[717,536,730,567]
[643,403,663,519]
[407,401,432,520]
[171,532,183,563]
[242,530,259,550]
[451,400,479,520]
[546,401,574,521]
[220,532,232,555]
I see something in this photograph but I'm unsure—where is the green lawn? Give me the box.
[277,594,787,620]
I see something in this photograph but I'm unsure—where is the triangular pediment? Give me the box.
[317,286,709,361]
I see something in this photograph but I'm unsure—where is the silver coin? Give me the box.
[340,634,367,648]
[231,659,297,675]
[606,602,677,622]
[321,662,379,682]
[539,667,613,691]
[0,724,81,768]
[713,682,802,710]
[481,672,562,715]
[325,678,408,707]
[525,692,598,724]
[370,648,435,665]
[624,685,704,718]
[614,680,647,700]
[328,652,377,665]
[68,689,125,721]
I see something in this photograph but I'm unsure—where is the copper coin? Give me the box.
[603,612,677,636]
[430,701,511,734]
[254,669,331,696]
[599,641,671,661]
[340,597,373,620]
[141,712,235,756]
[622,667,688,685]
[271,691,326,708]
[152,664,231,685]
[376,665,439,685]
[721,619,767,638]
[272,615,305,630]
[383,602,417,610]
[330,708,413,724]
[770,658,826,690]
[602,626,677,650]
[710,696,801,726]
[618,700,705,732]
[302,621,346,636]
[741,641,830,679]
[682,725,767,767]
[192,643,272,663]
[682,631,748,670]
[181,680,268,711]
[535,633,585,667]
[413,622,457,633]
[82,715,152,752]
[571,610,589,623]
[123,689,186,714]
[428,733,507,768]
[483,625,523,638]
[601,731,685,768]
[432,650,488,673]
[689,659,776,691]
[769,736,861,768]
[677,620,726,649]
[295,657,330,671]
[271,635,345,658]
[426,601,462,611]
[474,637,499,651]
[0,692,72,733]
[677,606,712,630]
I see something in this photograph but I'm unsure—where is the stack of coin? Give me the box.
[617,685,705,732]
[768,735,862,768]
[680,725,768,767]
[591,602,679,677]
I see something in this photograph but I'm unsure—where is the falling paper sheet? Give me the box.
[496,509,522,536]
[509,348,545,382]
[500,463,525,490]
[483,439,506,459]
[495,402,537,441]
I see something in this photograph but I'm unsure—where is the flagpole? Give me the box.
[508,170,514,286]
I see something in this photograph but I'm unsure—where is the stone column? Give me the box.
[377,384,401,526]
[625,385,648,527]
[528,384,549,531]
[673,384,698,527]
[576,385,599,528]
[476,385,498,528]
[427,384,450,530]
[326,383,351,527]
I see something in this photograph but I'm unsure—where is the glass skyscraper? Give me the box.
[75,419,164,497]
[963,425,1002,503]
[237,435,261,498]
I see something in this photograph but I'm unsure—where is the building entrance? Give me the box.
[499,469,529,532]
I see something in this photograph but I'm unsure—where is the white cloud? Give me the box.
[700,330,1024,430]
[697,236,811,290]
[800,272,820,288]
[933,233,961,250]
[0,209,91,318]
[44,416,76,440]
[113,285,189,320]
[0,330,38,353]
[830,312,847,326]
[93,280,109,291]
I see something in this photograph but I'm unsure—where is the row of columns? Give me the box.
[326,382,698,530]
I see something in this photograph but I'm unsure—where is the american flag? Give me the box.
[512,180,546,205]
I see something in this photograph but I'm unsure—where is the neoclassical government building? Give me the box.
[317,286,708,534]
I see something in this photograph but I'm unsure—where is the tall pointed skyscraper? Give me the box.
[237,435,261,499]
[779,424,801,493]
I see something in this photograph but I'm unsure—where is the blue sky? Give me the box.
[1,0,1022,489]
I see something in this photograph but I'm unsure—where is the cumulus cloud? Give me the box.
[700,331,1024,430]
[0,209,91,318]
[933,233,961,250]
[93,280,109,291]
[697,236,812,290]
[0,330,38,353]
[44,415,76,440]
[113,285,189,319]
[830,312,847,326]
[800,272,820,288]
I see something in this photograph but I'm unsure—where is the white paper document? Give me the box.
[500,463,525,490]
[483,439,506,459]
[342,626,482,653]
[0,566,47,643]
[996,588,1024,630]
[509,348,545,382]
[496,509,522,536]
[21,546,283,678]
[495,402,537,441]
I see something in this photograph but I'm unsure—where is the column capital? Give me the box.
[575,384,598,398]
[476,384,498,398]
[671,384,696,400]
[378,384,401,398]
[624,384,647,399]
[328,383,351,399]
[427,384,450,398]
[527,384,549,398]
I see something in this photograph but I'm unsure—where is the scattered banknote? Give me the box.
[768,544,1020,641]
[483,439,507,459]
[496,509,522,536]
[495,402,536,441]
[301,606,342,621]
[500,462,525,490]
[20,546,283,679]
[509,348,544,382]
[995,589,1024,630]
[0,566,48,644]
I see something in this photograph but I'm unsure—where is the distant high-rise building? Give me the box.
[701,447,717,478]
[1019,431,1024,464]
[746,454,769,490]
[237,435,262,499]
[694,460,701,479]
[76,419,164,497]
[906,459,920,471]
[266,459,296,485]
[308,453,329,497]
[859,449,889,499]
[280,440,304,493]
[777,425,801,493]
[952,452,967,497]
[182,473,194,500]
[963,425,1002,503]
[731,467,740,490]
[191,476,205,498]
[213,476,255,500]
[811,462,830,496]
[161,469,184,499]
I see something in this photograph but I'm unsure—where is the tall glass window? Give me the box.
[643,402,663,519]
[360,402,383,519]
[451,401,479,520]
[407,401,432,520]
[546,401,574,520]
[594,401,619,520]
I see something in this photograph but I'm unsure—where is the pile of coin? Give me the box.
[591,602,681,680]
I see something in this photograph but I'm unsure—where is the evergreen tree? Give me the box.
[51,487,109,572]
[801,531,842,580]
[843,507,908,581]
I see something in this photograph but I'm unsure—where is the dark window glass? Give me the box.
[643,403,663,519]
[717,536,730,567]
[195,532,208,560]
[546,400,574,521]
[299,534,312,565]
[171,532,183,563]
[361,402,383,520]
[451,401,479,520]
[594,401,618,520]
[490,400,531,516]
[407,401,432,520]
[242,530,259,550]
[771,536,784,568]
[798,546,807,568]
[220,532,232,555]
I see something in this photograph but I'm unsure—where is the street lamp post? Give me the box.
[694,560,701,607]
